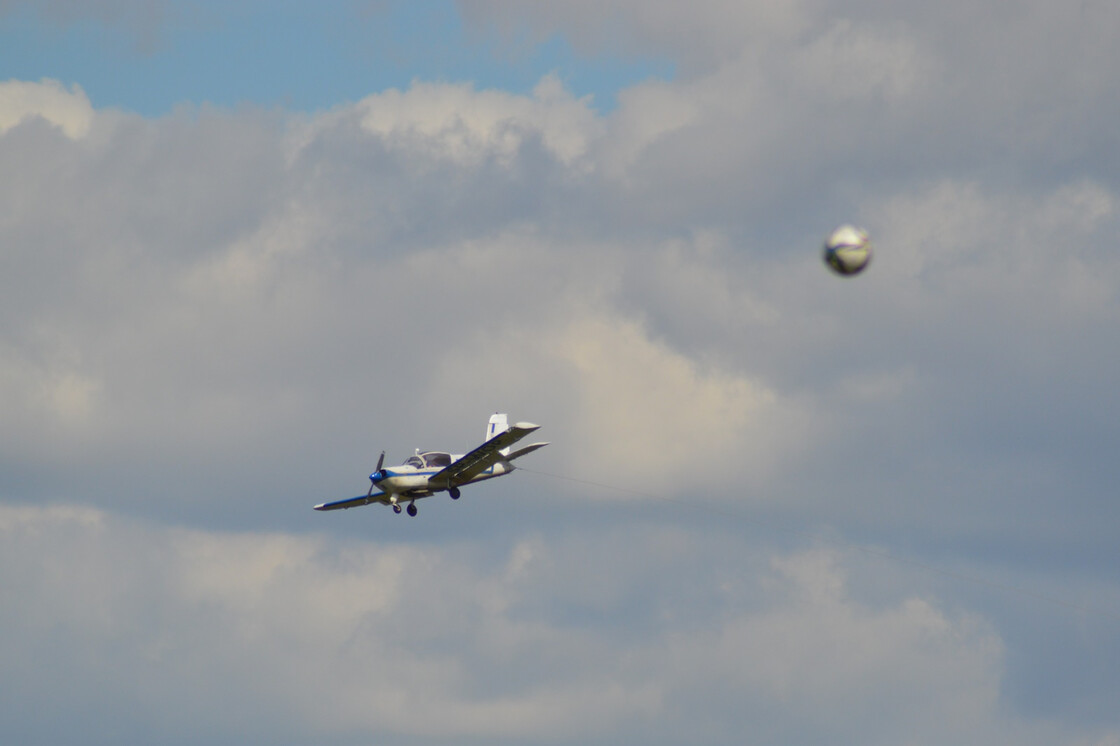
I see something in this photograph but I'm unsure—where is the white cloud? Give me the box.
[0,78,94,138]
[601,77,699,178]
[291,75,602,171]
[419,257,807,495]
[524,312,786,491]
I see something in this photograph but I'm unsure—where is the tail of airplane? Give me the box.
[486,413,509,442]
[485,413,548,462]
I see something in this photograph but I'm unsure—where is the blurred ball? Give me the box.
[823,224,872,276]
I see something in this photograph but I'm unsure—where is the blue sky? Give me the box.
[1,0,673,114]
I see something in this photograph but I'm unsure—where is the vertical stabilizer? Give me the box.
[486,413,508,442]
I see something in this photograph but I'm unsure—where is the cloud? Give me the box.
[6,504,1108,745]
[347,75,603,169]
[4,2,1120,742]
[467,1,1120,212]
[669,550,1007,743]
[0,78,94,138]
[465,310,793,493]
[2,60,1118,539]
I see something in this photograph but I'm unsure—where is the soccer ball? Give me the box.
[823,224,872,276]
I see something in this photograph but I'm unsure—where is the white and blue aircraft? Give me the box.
[314,414,547,517]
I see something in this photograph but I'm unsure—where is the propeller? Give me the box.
[368,450,386,496]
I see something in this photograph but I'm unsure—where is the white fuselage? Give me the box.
[376,455,513,501]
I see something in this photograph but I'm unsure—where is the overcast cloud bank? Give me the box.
[0,503,1086,745]
[3,1,1120,743]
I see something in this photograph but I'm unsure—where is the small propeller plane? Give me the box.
[314,413,547,517]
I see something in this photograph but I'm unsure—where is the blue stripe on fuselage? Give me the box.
[380,465,497,481]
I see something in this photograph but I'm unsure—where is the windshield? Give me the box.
[421,452,452,468]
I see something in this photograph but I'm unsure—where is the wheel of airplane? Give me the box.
[407,503,417,517]
[449,486,461,500]
[392,504,402,514]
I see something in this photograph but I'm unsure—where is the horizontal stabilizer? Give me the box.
[506,442,548,461]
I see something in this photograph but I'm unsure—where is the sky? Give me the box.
[2,1,1119,744]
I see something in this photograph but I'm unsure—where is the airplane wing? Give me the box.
[314,492,386,511]
[429,422,540,488]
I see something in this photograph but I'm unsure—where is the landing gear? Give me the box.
[449,486,461,500]
[392,503,402,514]
[406,502,417,517]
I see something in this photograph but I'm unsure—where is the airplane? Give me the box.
[313,413,548,517]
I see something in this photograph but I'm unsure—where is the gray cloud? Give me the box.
[4,505,1100,745]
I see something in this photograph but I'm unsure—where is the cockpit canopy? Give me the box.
[404,451,452,469]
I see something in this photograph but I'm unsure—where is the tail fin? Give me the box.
[485,413,509,442]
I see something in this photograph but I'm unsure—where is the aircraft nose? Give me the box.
[366,467,389,498]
